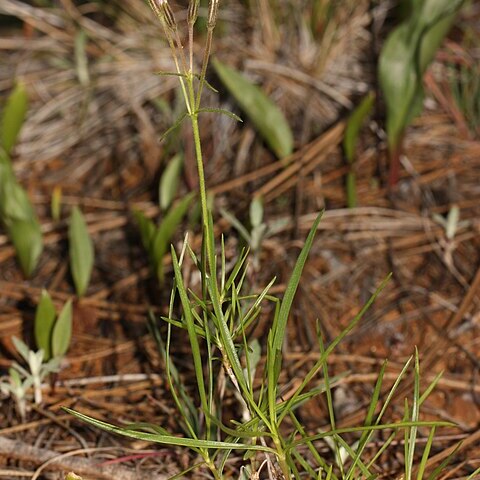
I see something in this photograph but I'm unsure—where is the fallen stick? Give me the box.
[0,435,166,480]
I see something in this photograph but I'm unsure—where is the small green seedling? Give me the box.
[220,196,267,268]
[51,185,62,221]
[379,0,465,185]
[0,293,71,419]
[134,191,195,284]
[0,367,31,421]
[9,337,60,408]
[35,290,73,361]
[69,206,94,297]
[0,82,43,276]
[343,92,375,208]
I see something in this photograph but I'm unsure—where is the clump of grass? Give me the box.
[65,1,454,477]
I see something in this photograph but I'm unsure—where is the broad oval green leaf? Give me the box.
[159,153,183,211]
[1,82,28,154]
[69,206,94,297]
[52,299,72,358]
[212,59,293,158]
[34,290,56,360]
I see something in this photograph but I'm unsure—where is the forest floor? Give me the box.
[0,1,479,478]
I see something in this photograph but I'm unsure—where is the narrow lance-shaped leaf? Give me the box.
[343,92,375,208]
[379,0,464,154]
[152,192,195,283]
[64,407,276,452]
[1,82,28,154]
[52,300,72,358]
[34,290,56,360]
[249,196,264,228]
[0,151,43,276]
[343,92,375,164]
[212,58,294,158]
[159,153,183,211]
[269,211,323,399]
[51,186,62,221]
[69,207,94,297]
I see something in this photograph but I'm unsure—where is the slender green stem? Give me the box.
[196,28,214,110]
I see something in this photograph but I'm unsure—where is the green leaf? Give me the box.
[171,247,208,418]
[152,192,195,283]
[7,220,43,277]
[249,196,264,228]
[1,82,28,154]
[0,174,36,223]
[343,92,375,164]
[0,149,43,277]
[197,107,243,122]
[212,58,293,158]
[12,336,30,363]
[132,210,156,251]
[159,153,183,211]
[64,407,276,453]
[272,212,323,354]
[34,290,56,360]
[379,0,464,152]
[69,206,94,297]
[52,300,72,358]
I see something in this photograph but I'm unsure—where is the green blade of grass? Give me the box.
[64,407,277,453]
[346,360,387,479]
[154,192,195,283]
[278,273,391,425]
[270,211,323,402]
[416,426,436,480]
[171,246,209,424]
[405,349,421,480]
[289,421,454,449]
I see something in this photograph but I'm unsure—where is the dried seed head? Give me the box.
[161,2,178,32]
[188,0,199,26]
[149,0,177,32]
[207,0,220,29]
